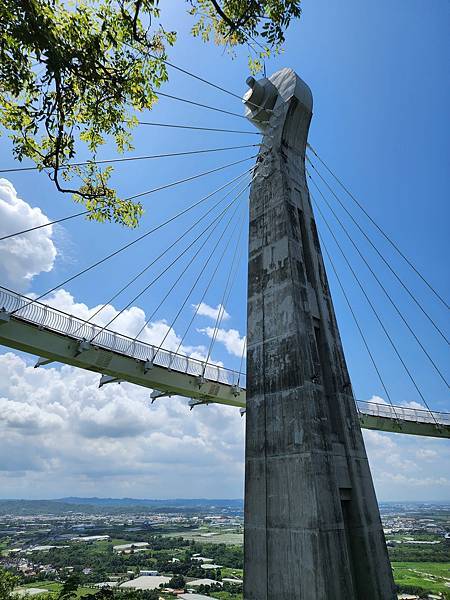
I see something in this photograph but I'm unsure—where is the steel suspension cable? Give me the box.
[0,145,259,174]
[204,213,247,369]
[148,187,249,361]
[0,210,88,242]
[126,154,257,201]
[207,246,245,368]
[306,156,449,344]
[312,195,438,423]
[307,145,449,310]
[237,335,247,387]
[91,191,240,343]
[2,157,257,252]
[309,173,449,387]
[156,92,248,120]
[206,244,245,371]
[317,229,398,414]
[156,58,243,100]
[174,198,248,356]
[154,56,272,113]
[137,121,261,135]
[11,168,254,315]
[85,175,253,329]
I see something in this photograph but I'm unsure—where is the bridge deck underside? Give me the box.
[0,289,448,439]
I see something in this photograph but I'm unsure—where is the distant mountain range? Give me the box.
[0,497,446,516]
[0,497,244,515]
[59,496,243,507]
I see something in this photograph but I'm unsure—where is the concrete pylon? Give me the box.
[243,68,396,600]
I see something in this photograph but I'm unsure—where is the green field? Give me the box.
[221,567,244,579]
[163,529,243,546]
[19,581,97,598]
[392,562,450,595]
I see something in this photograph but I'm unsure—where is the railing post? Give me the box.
[38,305,48,330]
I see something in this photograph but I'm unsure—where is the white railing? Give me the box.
[356,400,450,426]
[0,287,246,389]
[2,286,449,428]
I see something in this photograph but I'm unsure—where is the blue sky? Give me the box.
[0,0,448,500]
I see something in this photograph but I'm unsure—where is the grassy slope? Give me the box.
[21,581,97,597]
[392,562,450,594]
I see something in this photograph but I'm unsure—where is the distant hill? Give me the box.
[60,497,243,508]
[0,497,244,515]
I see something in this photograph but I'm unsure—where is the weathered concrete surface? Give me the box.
[243,68,396,600]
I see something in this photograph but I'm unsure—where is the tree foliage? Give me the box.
[58,573,81,599]
[168,574,185,589]
[0,0,301,225]
[0,567,19,599]
[189,0,301,71]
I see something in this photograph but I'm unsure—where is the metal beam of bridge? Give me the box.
[0,287,449,438]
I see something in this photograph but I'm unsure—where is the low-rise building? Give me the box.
[27,545,63,552]
[186,578,223,588]
[113,542,149,552]
[191,556,213,563]
[119,575,171,590]
[72,535,110,542]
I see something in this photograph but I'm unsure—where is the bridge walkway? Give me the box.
[1,287,449,438]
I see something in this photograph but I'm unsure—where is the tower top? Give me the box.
[243,67,313,132]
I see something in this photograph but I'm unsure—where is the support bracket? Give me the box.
[34,356,54,368]
[75,339,93,356]
[195,375,206,388]
[99,374,123,388]
[150,390,172,404]
[144,359,154,373]
[188,398,210,411]
[0,309,11,324]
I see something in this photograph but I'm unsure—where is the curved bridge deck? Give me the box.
[0,287,448,438]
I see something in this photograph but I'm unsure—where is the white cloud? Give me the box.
[38,290,232,366]
[0,179,56,290]
[416,448,438,459]
[363,428,450,500]
[0,284,245,496]
[0,352,245,497]
[199,327,245,357]
[193,302,230,321]
[0,201,448,501]
[0,346,448,499]
[41,289,183,351]
[403,400,427,410]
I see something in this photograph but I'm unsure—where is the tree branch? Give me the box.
[209,0,236,31]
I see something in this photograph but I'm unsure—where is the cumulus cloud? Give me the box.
[38,290,233,367]
[0,352,245,497]
[0,179,56,290]
[199,326,245,357]
[1,283,448,501]
[0,279,245,496]
[362,428,450,500]
[193,302,230,321]
[41,289,183,351]
[0,348,448,499]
